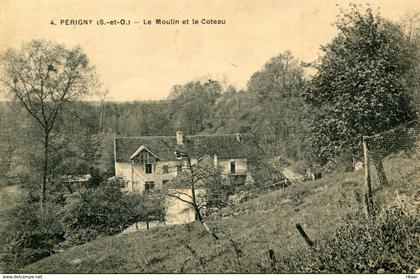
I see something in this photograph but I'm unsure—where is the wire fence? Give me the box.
[362,120,420,215]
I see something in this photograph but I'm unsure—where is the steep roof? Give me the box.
[115,134,252,162]
[129,145,160,160]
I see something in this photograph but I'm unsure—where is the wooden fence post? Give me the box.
[295,223,314,247]
[267,248,277,272]
[363,136,374,217]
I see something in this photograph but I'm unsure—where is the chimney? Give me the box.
[176,131,183,145]
[236,133,241,142]
[214,154,218,167]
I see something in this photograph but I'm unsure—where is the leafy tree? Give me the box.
[169,80,222,134]
[94,131,117,177]
[209,86,254,134]
[101,101,174,137]
[61,178,132,246]
[50,102,100,176]
[0,40,99,208]
[400,12,420,112]
[4,106,45,195]
[125,194,166,230]
[0,193,63,271]
[0,103,15,184]
[246,51,308,161]
[303,5,418,165]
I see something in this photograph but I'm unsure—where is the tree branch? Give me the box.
[2,77,45,127]
[166,193,194,206]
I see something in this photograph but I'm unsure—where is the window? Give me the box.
[145,163,153,174]
[144,181,155,193]
[162,179,169,185]
[176,165,182,175]
[162,165,169,174]
[230,161,236,174]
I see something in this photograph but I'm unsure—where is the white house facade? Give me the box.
[114,132,253,224]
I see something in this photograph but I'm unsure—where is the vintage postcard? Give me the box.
[0,0,419,276]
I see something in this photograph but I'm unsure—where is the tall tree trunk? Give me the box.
[41,131,49,210]
[193,204,219,240]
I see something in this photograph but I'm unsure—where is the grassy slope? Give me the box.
[22,152,420,273]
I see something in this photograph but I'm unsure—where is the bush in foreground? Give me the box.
[61,178,133,246]
[0,195,63,272]
[280,206,420,273]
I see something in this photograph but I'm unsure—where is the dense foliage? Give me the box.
[247,51,308,160]
[0,195,63,271]
[304,6,418,165]
[0,179,166,271]
[280,207,420,273]
[124,193,166,226]
[0,40,99,207]
[61,179,131,246]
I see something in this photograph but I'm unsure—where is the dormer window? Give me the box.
[175,151,183,159]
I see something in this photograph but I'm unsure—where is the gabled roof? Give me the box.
[115,134,253,162]
[129,145,160,160]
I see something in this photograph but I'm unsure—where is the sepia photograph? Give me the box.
[0,0,419,276]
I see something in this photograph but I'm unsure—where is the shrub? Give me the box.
[86,168,104,188]
[280,206,420,273]
[125,193,166,224]
[0,194,63,272]
[61,179,133,246]
[205,176,238,210]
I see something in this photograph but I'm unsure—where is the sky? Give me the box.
[0,0,419,101]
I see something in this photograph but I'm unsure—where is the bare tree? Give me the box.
[0,39,99,209]
[160,140,220,240]
[400,12,420,43]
